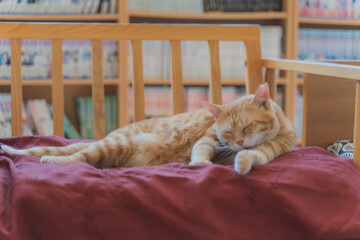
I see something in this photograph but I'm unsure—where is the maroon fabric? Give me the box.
[0,136,360,240]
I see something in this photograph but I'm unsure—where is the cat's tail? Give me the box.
[1,142,94,158]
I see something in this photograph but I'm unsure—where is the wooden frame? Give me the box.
[301,61,360,158]
[263,58,360,167]
[1,22,360,168]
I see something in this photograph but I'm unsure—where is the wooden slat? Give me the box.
[118,40,130,127]
[283,0,297,123]
[244,39,263,94]
[51,39,64,137]
[131,40,145,122]
[91,40,105,139]
[0,23,260,41]
[208,40,222,105]
[118,0,130,127]
[301,73,309,147]
[285,73,297,123]
[264,68,276,101]
[10,39,22,136]
[262,58,360,81]
[170,40,184,115]
[354,80,360,167]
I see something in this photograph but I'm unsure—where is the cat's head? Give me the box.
[201,83,280,151]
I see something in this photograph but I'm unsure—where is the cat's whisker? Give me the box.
[218,149,235,159]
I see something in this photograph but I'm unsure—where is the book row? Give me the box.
[0,0,117,15]
[0,26,282,80]
[203,0,282,12]
[299,0,360,20]
[0,86,285,139]
[129,0,204,13]
[129,0,281,13]
[0,39,118,80]
[298,28,360,60]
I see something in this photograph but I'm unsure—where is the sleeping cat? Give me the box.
[1,83,295,175]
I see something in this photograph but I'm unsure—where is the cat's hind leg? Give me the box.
[40,137,127,168]
[1,142,93,158]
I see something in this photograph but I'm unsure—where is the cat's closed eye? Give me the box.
[242,123,252,132]
[223,131,233,138]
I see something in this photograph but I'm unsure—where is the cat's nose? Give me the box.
[236,140,244,146]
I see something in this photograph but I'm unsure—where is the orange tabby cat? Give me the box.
[1,83,295,175]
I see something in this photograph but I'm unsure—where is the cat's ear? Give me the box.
[252,83,270,109]
[201,101,222,119]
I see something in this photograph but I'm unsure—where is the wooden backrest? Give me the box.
[302,61,360,148]
[0,22,263,139]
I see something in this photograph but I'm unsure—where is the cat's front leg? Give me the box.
[234,134,295,175]
[234,150,263,175]
[189,136,218,166]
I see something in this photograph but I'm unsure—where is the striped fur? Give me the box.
[1,84,295,175]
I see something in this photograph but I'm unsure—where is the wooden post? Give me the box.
[265,68,276,101]
[118,0,130,127]
[208,40,222,105]
[170,40,184,115]
[51,39,64,137]
[284,0,298,123]
[91,40,106,139]
[244,38,263,94]
[10,39,22,136]
[131,40,145,122]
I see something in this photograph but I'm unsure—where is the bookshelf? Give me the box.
[3,0,342,139]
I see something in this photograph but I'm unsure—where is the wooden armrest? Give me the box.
[262,58,360,168]
[262,58,360,80]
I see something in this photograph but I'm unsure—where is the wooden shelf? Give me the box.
[299,17,360,26]
[0,11,288,22]
[130,10,287,21]
[0,14,118,22]
[0,11,287,22]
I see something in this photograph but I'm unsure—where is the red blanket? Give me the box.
[0,136,360,240]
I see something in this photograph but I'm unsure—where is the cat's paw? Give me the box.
[234,150,254,175]
[189,159,212,166]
